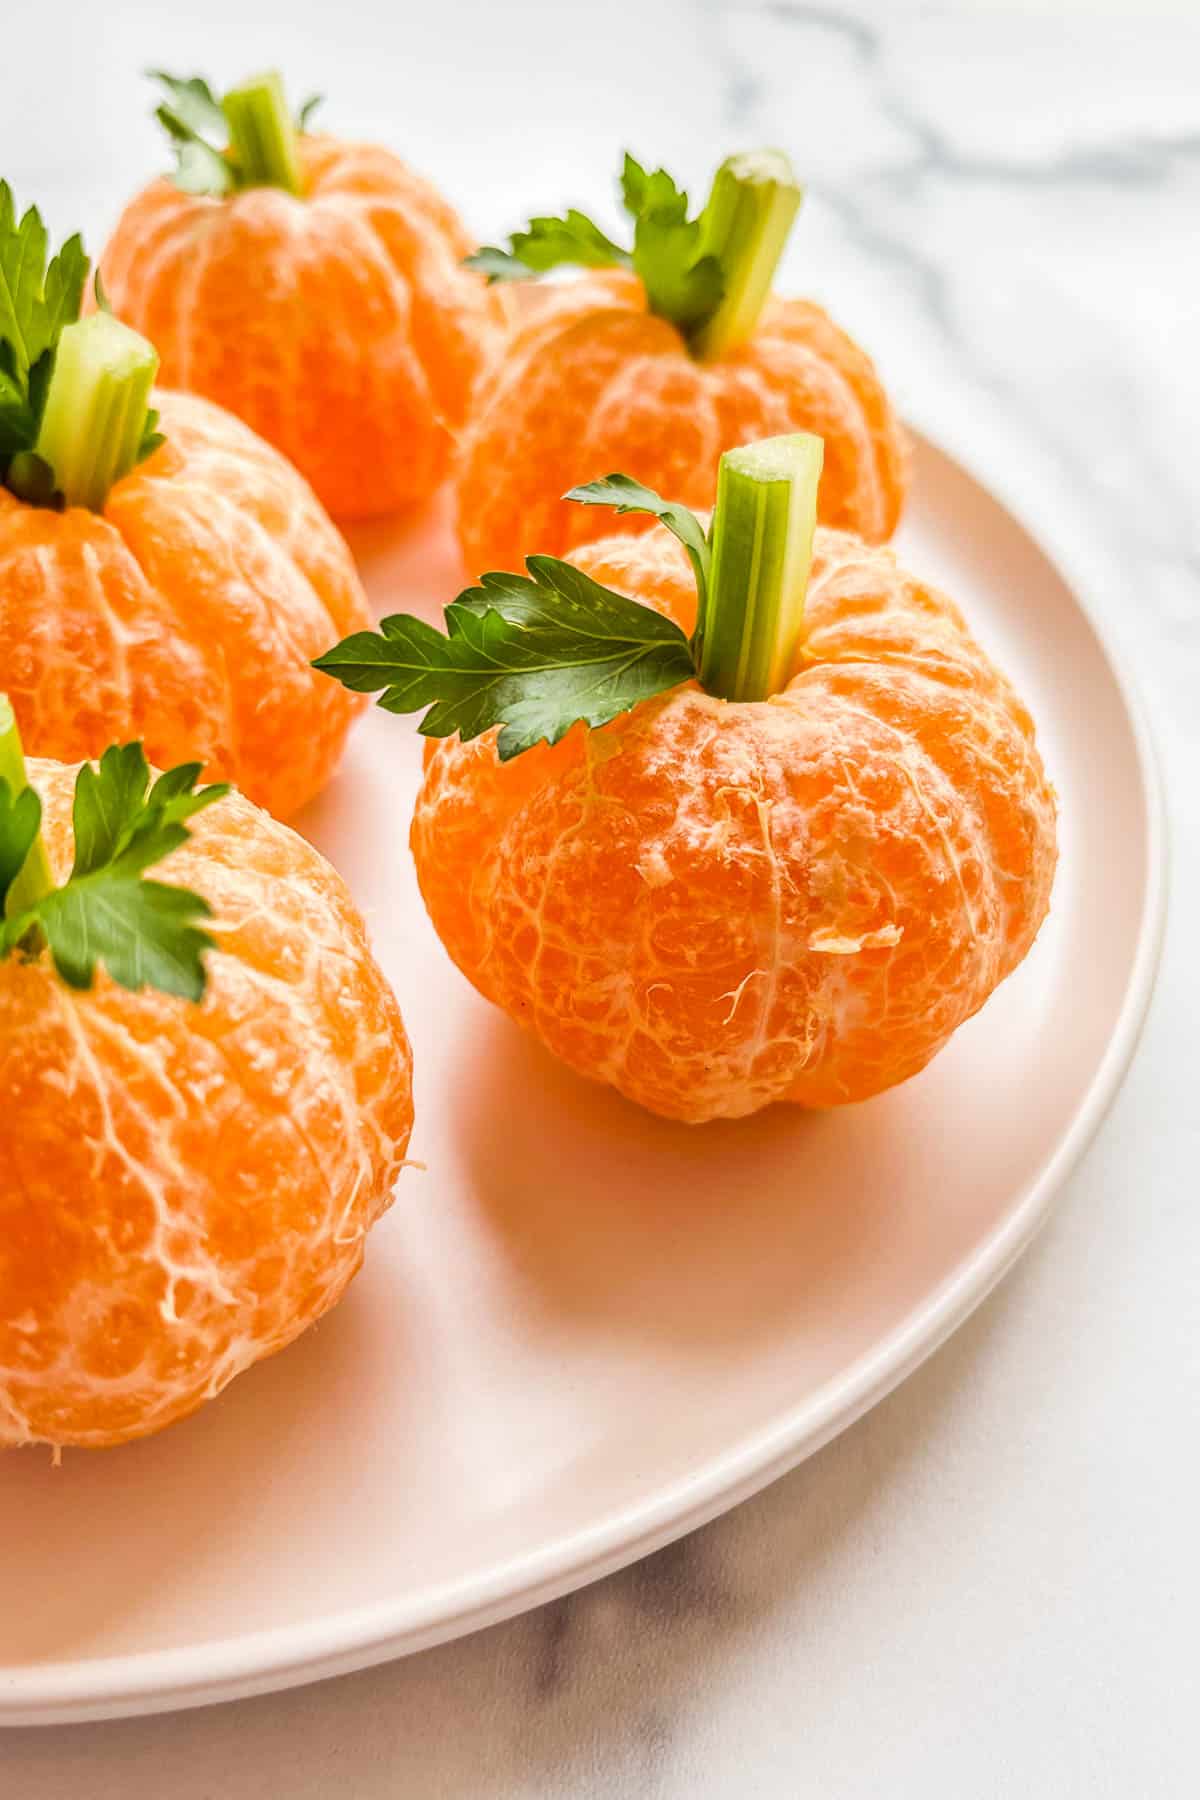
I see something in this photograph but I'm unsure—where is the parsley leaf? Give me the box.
[71,741,161,875]
[149,71,227,140]
[137,406,166,465]
[35,873,216,999]
[0,188,88,380]
[464,245,536,282]
[0,185,49,371]
[71,748,221,879]
[1,744,228,1000]
[172,139,237,198]
[633,218,722,334]
[564,474,711,615]
[3,450,58,507]
[314,555,697,761]
[619,155,675,217]
[150,72,236,197]
[0,351,36,457]
[0,779,42,915]
[150,70,313,196]
[0,184,91,492]
[464,152,722,335]
[620,155,723,330]
[39,233,88,353]
[467,211,630,284]
[464,148,807,356]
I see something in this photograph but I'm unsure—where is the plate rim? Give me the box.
[0,411,1169,1727]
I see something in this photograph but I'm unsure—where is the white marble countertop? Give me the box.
[7,0,1199,1792]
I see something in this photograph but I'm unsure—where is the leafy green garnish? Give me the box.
[314,552,698,761]
[137,407,166,465]
[296,93,324,131]
[565,473,712,615]
[151,72,235,196]
[467,154,713,323]
[0,780,42,911]
[473,210,630,283]
[151,71,227,141]
[150,70,311,196]
[0,187,162,509]
[316,434,825,750]
[467,148,801,353]
[0,183,89,493]
[69,743,222,876]
[619,156,722,331]
[4,450,57,507]
[0,187,87,375]
[0,743,228,1001]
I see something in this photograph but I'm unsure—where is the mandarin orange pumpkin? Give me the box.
[0,184,369,819]
[0,728,413,1451]
[97,72,508,520]
[456,151,907,576]
[319,435,1055,1123]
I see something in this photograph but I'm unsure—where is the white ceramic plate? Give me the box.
[0,427,1165,1727]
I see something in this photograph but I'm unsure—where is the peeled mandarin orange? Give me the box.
[0,389,370,820]
[98,135,509,520]
[0,760,413,1450]
[412,526,1056,1122]
[456,268,907,576]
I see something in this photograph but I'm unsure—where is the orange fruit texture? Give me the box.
[456,270,908,576]
[97,136,509,521]
[0,761,413,1450]
[0,389,370,821]
[413,527,1057,1123]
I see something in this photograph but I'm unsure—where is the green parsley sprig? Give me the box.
[313,555,696,762]
[314,431,824,756]
[151,70,321,197]
[0,184,163,509]
[0,183,86,504]
[467,149,803,357]
[0,698,228,1002]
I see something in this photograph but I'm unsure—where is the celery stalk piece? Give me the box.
[696,432,824,702]
[689,150,803,360]
[222,71,302,194]
[34,313,159,512]
[0,693,53,917]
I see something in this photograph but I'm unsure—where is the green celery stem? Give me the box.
[697,432,824,703]
[0,693,53,915]
[35,312,159,511]
[223,72,302,193]
[690,149,803,360]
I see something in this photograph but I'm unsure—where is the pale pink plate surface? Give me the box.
[0,428,1165,1725]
